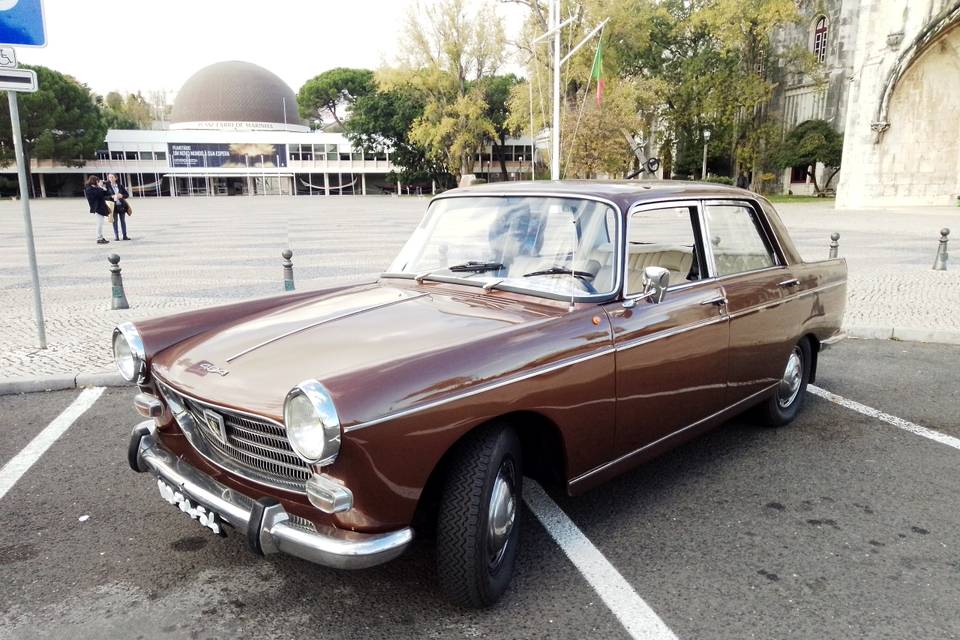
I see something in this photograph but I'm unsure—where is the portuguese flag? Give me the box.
[591,37,605,107]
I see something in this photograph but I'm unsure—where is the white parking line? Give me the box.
[808,384,960,452]
[0,387,105,501]
[523,481,679,640]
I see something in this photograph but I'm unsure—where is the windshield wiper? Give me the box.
[448,261,504,273]
[523,266,595,280]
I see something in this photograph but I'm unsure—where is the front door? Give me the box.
[605,202,730,457]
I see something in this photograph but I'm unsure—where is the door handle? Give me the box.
[778,278,800,288]
[700,295,728,306]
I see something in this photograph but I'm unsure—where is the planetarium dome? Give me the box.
[170,61,307,131]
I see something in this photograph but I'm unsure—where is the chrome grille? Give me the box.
[158,382,310,493]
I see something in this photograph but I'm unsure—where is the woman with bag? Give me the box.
[105,173,131,240]
[84,175,112,245]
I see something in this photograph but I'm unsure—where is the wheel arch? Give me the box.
[412,411,568,532]
[803,332,821,383]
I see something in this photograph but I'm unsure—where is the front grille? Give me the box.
[158,381,310,494]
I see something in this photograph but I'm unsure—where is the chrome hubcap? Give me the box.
[778,347,803,408]
[487,460,516,568]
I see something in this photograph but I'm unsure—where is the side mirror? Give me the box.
[623,266,670,308]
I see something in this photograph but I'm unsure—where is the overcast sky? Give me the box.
[19,0,528,98]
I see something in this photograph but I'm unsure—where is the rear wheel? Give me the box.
[436,424,522,608]
[759,338,812,426]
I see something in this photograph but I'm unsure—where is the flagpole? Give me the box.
[550,0,561,180]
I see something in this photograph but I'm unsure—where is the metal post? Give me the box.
[550,0,561,180]
[829,232,840,259]
[701,143,708,180]
[8,90,46,348]
[933,228,949,271]
[282,249,295,291]
[108,254,130,310]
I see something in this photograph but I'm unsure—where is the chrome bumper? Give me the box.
[129,421,413,570]
[820,331,846,350]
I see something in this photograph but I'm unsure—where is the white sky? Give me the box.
[18,0,528,98]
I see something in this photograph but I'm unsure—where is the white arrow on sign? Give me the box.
[0,47,16,68]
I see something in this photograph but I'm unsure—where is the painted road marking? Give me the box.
[808,384,960,452]
[0,387,105,501]
[523,481,679,640]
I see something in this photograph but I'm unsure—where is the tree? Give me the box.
[345,80,451,188]
[774,119,843,194]
[297,68,375,129]
[101,91,153,129]
[479,74,521,180]
[399,0,506,177]
[0,65,105,191]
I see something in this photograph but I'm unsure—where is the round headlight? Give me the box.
[113,323,145,382]
[283,380,342,466]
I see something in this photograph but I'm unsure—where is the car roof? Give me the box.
[435,180,757,213]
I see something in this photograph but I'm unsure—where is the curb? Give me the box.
[0,371,130,396]
[845,326,960,346]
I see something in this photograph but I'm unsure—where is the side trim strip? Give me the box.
[569,383,778,487]
[226,293,429,363]
[614,314,728,353]
[344,346,616,433]
[726,280,844,320]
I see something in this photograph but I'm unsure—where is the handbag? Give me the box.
[125,199,133,216]
[106,200,115,224]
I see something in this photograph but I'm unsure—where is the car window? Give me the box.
[625,206,704,295]
[703,203,777,276]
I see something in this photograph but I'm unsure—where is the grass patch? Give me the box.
[766,194,836,203]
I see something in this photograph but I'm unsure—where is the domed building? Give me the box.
[170,61,307,132]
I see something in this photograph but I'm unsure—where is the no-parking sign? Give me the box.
[0,0,46,47]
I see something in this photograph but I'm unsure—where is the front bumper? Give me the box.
[129,421,413,570]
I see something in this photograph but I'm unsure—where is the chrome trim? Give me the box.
[155,379,309,495]
[622,200,706,298]
[570,383,778,487]
[113,322,147,383]
[344,346,617,432]
[226,293,430,363]
[700,295,728,306]
[614,314,729,353]
[305,473,354,513]
[284,380,342,466]
[726,280,845,320]
[405,192,625,304]
[778,278,800,288]
[701,198,785,267]
[820,332,846,349]
[134,428,412,569]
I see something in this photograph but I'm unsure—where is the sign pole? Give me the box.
[8,89,46,348]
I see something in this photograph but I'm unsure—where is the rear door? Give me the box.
[701,200,798,405]
[604,201,729,456]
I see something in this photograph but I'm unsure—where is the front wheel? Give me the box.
[436,424,522,608]
[759,338,812,427]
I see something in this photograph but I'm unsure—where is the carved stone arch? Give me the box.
[873,0,960,141]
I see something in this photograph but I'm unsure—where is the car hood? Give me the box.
[151,281,575,426]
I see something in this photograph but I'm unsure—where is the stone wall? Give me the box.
[837,0,960,208]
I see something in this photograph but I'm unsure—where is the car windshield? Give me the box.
[386,196,619,298]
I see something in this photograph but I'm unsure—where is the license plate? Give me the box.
[157,478,224,536]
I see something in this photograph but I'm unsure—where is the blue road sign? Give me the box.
[0,0,46,48]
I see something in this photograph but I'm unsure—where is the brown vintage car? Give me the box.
[118,181,846,607]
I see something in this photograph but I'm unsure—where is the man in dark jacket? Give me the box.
[105,173,131,240]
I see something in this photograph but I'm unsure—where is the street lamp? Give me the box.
[702,129,711,180]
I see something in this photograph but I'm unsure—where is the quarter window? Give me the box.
[626,206,705,295]
[703,204,777,276]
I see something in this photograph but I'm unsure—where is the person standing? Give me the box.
[105,173,130,240]
[84,175,111,244]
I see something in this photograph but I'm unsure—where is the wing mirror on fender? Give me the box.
[623,266,670,308]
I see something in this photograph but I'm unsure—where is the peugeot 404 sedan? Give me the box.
[118,181,846,607]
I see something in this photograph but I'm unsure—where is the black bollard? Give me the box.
[108,254,130,310]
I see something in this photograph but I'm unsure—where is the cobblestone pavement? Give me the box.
[0,195,957,379]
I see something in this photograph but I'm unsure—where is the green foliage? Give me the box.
[0,65,105,167]
[706,175,735,185]
[100,91,153,129]
[774,119,843,193]
[297,68,375,129]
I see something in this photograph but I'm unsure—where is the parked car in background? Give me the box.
[119,181,846,607]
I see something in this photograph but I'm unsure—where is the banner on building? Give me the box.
[168,143,287,168]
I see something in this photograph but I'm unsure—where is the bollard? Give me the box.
[828,232,840,259]
[282,249,295,291]
[933,228,950,271]
[108,254,130,310]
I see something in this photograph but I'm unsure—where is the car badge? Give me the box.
[203,409,228,445]
[187,360,230,377]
